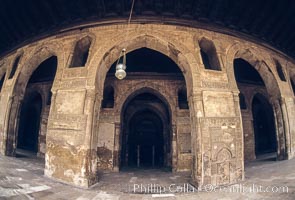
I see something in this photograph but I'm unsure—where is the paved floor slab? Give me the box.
[0,154,294,199]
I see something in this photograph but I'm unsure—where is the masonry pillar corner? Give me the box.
[44,88,99,188]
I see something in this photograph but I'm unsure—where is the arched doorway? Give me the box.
[252,94,277,156]
[127,110,164,168]
[17,92,42,152]
[120,92,170,169]
[98,47,187,171]
[234,58,278,160]
[16,56,57,155]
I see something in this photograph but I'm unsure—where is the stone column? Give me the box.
[232,91,245,180]
[45,88,99,188]
[272,98,287,160]
[0,92,13,155]
[190,90,244,186]
[83,89,99,186]
[172,124,177,171]
[113,122,121,171]
[189,91,204,186]
[4,94,23,156]
[280,97,292,159]
[242,112,256,161]
[279,96,294,159]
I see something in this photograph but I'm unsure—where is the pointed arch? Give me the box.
[70,36,92,68]
[91,34,195,97]
[199,37,221,71]
[227,45,281,99]
[4,43,63,156]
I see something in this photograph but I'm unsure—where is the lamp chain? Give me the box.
[124,0,135,49]
[115,0,135,79]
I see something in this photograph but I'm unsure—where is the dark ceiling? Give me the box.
[0,0,295,59]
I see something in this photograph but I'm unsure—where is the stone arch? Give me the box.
[13,44,63,97]
[231,45,281,97]
[226,44,281,98]
[90,33,195,97]
[93,33,194,171]
[125,104,168,127]
[119,87,173,169]
[116,84,175,123]
[4,43,63,156]
[227,44,287,159]
[120,86,172,115]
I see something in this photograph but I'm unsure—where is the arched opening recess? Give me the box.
[121,93,168,169]
[234,58,277,161]
[16,56,57,156]
[99,47,188,171]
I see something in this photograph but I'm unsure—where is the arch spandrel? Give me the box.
[87,29,197,97]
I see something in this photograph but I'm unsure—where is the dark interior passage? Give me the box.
[127,110,164,168]
[17,92,42,152]
[252,94,277,155]
[234,58,278,160]
[17,56,57,154]
[120,92,170,169]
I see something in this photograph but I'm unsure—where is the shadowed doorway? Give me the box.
[16,56,57,155]
[128,110,164,168]
[17,92,42,152]
[234,58,278,160]
[252,94,277,156]
[120,92,170,169]
[103,47,186,170]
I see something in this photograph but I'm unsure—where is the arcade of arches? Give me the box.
[0,24,295,188]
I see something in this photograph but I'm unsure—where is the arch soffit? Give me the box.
[125,105,168,128]
[226,43,281,98]
[12,43,64,96]
[249,89,270,111]
[88,32,196,96]
[22,89,46,113]
[117,85,175,123]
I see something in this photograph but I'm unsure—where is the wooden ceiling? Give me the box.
[0,0,294,59]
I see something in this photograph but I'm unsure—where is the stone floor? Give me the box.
[0,152,295,200]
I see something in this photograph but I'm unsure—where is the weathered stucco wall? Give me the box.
[0,23,294,188]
